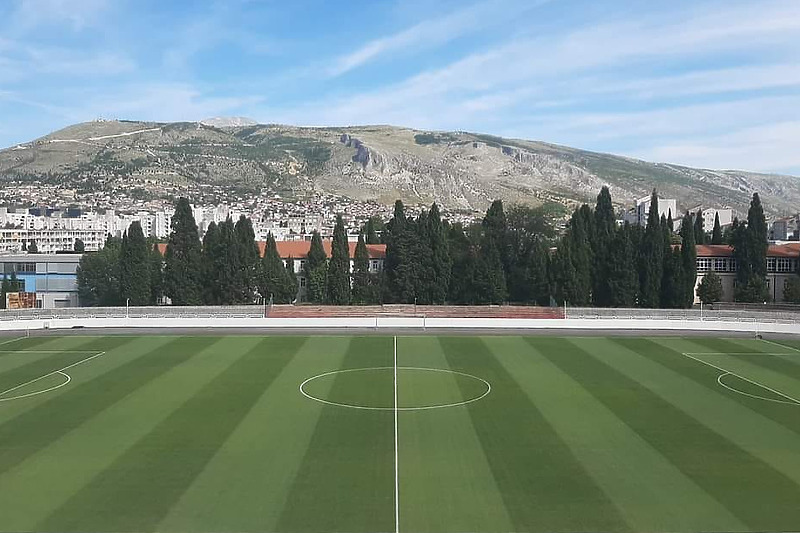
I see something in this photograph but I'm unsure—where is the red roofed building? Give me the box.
[695,243,800,303]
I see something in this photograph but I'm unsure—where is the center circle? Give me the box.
[299,367,491,411]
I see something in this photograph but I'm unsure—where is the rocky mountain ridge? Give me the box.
[1,119,798,216]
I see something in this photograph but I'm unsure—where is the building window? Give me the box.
[767,258,776,272]
[300,277,306,287]
[697,258,712,272]
[714,258,726,272]
[371,260,379,271]
[777,258,794,273]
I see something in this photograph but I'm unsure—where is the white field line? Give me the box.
[760,338,800,354]
[0,351,105,403]
[0,337,25,348]
[298,367,490,411]
[393,335,400,533]
[681,352,800,406]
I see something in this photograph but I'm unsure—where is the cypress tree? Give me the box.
[694,210,706,244]
[679,211,697,307]
[0,275,8,309]
[592,186,616,306]
[258,234,293,303]
[697,271,723,304]
[234,215,259,303]
[119,221,152,305]
[570,207,592,305]
[73,238,85,253]
[77,236,122,306]
[447,223,477,304]
[639,190,664,307]
[473,235,507,304]
[164,198,203,305]
[148,240,163,305]
[711,212,723,244]
[529,240,551,306]
[284,256,298,302]
[201,222,221,304]
[352,234,371,304]
[734,193,769,302]
[305,231,327,303]
[326,214,351,305]
[607,223,638,307]
[427,203,451,304]
[384,200,417,303]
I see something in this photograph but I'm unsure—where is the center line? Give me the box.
[393,335,400,533]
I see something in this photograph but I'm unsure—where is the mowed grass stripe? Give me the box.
[690,337,800,383]
[397,336,514,533]
[158,336,353,533]
[578,337,800,530]
[0,336,199,531]
[504,336,743,533]
[647,337,800,436]
[0,335,150,475]
[277,336,394,533]
[440,336,629,533]
[40,336,303,533]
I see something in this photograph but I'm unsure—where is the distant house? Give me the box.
[269,241,386,300]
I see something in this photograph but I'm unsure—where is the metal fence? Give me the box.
[0,304,798,324]
[0,305,268,321]
[566,306,800,324]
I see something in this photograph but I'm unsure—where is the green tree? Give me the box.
[697,271,723,304]
[679,211,697,308]
[384,200,418,303]
[607,223,639,307]
[284,256,298,302]
[694,211,706,244]
[73,238,85,253]
[326,214,351,305]
[164,198,203,305]
[304,231,328,302]
[363,216,383,244]
[711,213,723,244]
[234,215,260,303]
[447,222,477,304]
[351,234,371,304]
[734,193,769,302]
[148,240,163,304]
[28,240,38,254]
[427,203,451,303]
[784,277,800,304]
[592,186,616,306]
[77,237,123,306]
[553,208,591,306]
[258,234,295,303]
[639,190,664,308]
[201,222,222,304]
[119,221,152,305]
[0,275,8,309]
[472,235,507,304]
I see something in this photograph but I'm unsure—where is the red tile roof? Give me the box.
[155,240,386,259]
[696,243,800,258]
[270,241,386,259]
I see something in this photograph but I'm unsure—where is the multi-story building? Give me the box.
[0,228,106,254]
[0,253,81,308]
[624,195,678,226]
[699,207,733,230]
[770,215,799,241]
[694,243,800,303]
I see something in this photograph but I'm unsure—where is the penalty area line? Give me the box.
[681,352,800,406]
[0,351,106,403]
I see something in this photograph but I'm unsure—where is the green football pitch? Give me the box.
[1,333,800,532]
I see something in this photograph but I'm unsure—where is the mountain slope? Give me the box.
[1,119,798,215]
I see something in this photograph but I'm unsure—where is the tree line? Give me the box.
[77,191,798,307]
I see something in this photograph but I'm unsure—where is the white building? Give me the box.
[626,195,678,226]
[0,228,106,254]
[700,207,733,230]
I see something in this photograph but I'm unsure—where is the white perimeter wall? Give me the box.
[0,317,798,335]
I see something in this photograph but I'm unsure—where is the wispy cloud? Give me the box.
[327,0,549,77]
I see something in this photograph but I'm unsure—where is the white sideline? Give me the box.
[0,351,106,403]
[393,336,399,533]
[681,352,800,406]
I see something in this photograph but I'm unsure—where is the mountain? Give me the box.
[1,119,798,215]
[200,116,258,128]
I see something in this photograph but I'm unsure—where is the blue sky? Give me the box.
[1,0,799,174]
